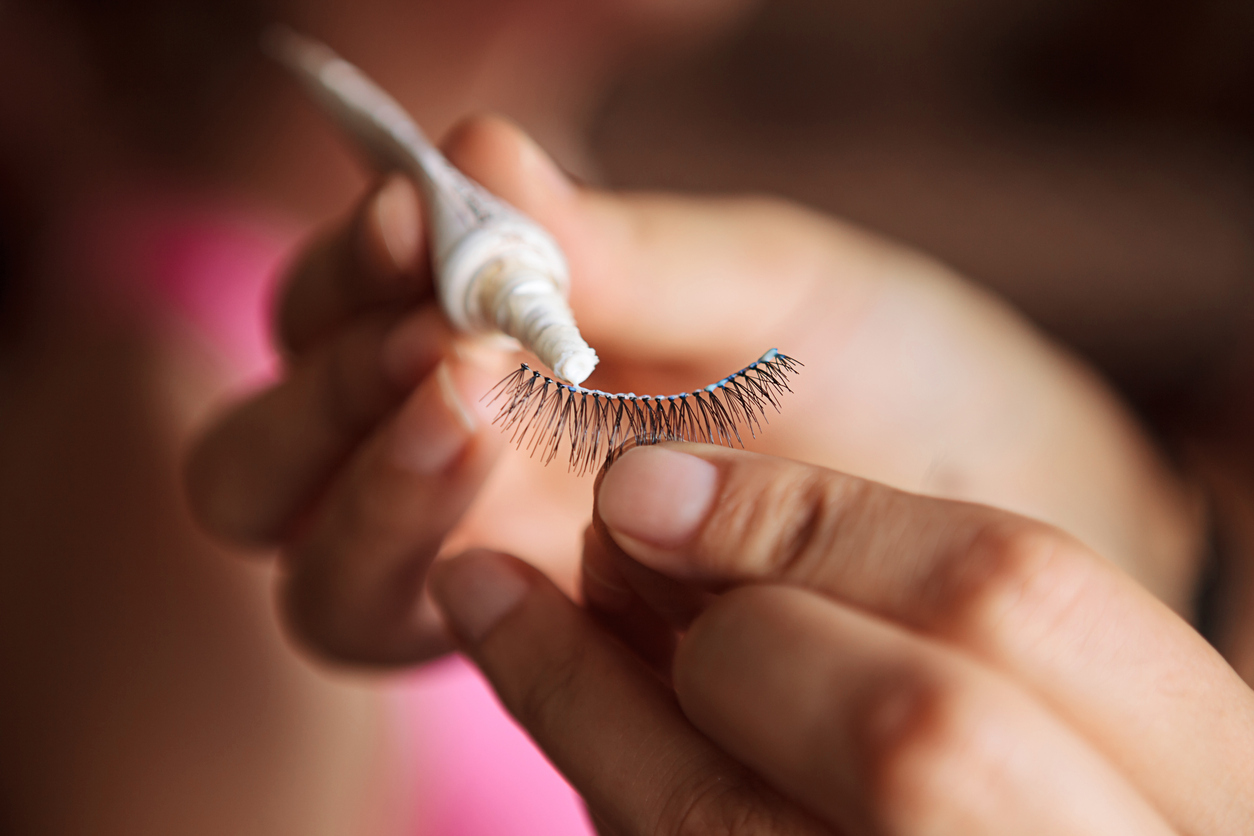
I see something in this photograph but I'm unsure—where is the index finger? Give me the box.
[595,443,1254,836]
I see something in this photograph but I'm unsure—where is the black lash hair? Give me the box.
[485,349,802,475]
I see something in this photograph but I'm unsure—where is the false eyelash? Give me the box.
[485,348,802,475]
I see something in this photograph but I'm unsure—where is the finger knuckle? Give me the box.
[185,437,254,542]
[942,522,1097,651]
[280,559,355,662]
[707,466,873,584]
[861,679,1001,833]
[274,234,333,350]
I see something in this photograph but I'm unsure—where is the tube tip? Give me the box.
[553,349,599,387]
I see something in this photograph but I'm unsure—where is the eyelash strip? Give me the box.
[485,348,802,475]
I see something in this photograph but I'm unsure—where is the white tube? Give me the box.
[264,27,600,385]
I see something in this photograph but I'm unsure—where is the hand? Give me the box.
[429,443,1254,835]
[187,114,1199,666]
[185,164,516,664]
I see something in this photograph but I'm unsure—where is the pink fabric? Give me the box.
[397,656,593,836]
[76,192,595,836]
[68,192,293,383]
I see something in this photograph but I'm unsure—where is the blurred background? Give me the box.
[5,0,1254,397]
[1,0,1252,833]
[589,0,1254,404]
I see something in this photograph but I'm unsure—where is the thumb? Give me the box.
[439,115,581,232]
[439,114,589,283]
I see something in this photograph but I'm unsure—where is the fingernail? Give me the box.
[372,175,420,273]
[437,361,478,434]
[433,550,530,642]
[448,334,513,370]
[517,130,575,201]
[598,446,719,549]
[390,359,497,474]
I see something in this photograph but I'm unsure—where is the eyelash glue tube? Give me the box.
[265,27,600,386]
